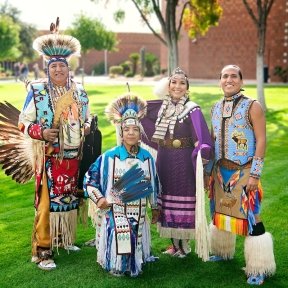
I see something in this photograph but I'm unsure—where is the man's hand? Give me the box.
[84,125,91,136]
[246,176,259,192]
[43,128,59,142]
[97,197,110,209]
[204,175,210,191]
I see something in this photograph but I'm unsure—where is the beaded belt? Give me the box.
[217,159,252,170]
[158,137,194,149]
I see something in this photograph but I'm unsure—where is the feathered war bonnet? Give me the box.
[33,17,81,87]
[105,86,147,144]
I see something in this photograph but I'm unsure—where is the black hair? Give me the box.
[220,65,243,80]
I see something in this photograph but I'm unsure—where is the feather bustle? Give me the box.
[0,102,35,183]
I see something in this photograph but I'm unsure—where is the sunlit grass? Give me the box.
[0,81,287,287]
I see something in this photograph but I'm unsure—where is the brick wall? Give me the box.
[34,1,287,81]
[81,33,161,75]
[172,0,288,81]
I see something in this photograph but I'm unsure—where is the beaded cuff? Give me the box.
[250,156,264,179]
[86,185,104,205]
[28,123,44,140]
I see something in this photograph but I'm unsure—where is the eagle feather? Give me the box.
[0,101,44,184]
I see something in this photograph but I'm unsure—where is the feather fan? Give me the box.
[111,164,153,203]
[0,101,43,184]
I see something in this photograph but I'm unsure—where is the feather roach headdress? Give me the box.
[33,17,81,61]
[105,90,147,131]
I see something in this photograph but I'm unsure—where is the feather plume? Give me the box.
[33,34,81,59]
[105,93,147,125]
[34,17,80,60]
[0,101,43,184]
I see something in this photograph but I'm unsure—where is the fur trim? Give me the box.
[153,77,169,99]
[210,223,236,259]
[244,232,276,276]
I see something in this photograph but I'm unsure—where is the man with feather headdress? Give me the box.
[16,18,91,270]
[83,93,159,277]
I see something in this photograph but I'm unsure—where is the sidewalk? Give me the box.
[0,75,272,86]
[74,75,259,86]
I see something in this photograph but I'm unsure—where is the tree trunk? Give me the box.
[256,18,267,111]
[167,40,178,74]
[256,53,266,111]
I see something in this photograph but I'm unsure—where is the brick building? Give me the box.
[33,0,287,81]
[170,0,288,81]
[82,33,161,75]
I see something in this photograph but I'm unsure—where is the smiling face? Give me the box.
[220,66,243,98]
[48,61,69,86]
[168,74,188,102]
[122,124,140,149]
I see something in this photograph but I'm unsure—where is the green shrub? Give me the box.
[125,71,134,77]
[144,52,159,77]
[273,66,288,82]
[120,61,131,75]
[93,62,105,75]
[109,65,123,76]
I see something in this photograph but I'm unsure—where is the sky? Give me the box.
[3,0,160,33]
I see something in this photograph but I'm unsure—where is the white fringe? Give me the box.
[244,232,276,276]
[142,215,151,260]
[140,142,158,161]
[50,209,78,253]
[97,216,107,266]
[195,150,211,261]
[88,199,98,228]
[153,77,169,99]
[28,138,44,173]
[210,223,236,259]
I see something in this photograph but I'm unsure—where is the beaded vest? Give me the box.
[211,95,255,165]
[31,81,89,158]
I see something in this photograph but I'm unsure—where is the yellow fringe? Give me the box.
[157,224,195,239]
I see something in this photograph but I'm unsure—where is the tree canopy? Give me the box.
[0,2,37,61]
[67,14,117,74]
[67,14,117,55]
[0,14,21,61]
[94,0,222,72]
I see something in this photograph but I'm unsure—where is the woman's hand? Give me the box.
[97,198,110,209]
[151,209,160,224]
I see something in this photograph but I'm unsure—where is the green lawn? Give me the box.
[0,81,287,288]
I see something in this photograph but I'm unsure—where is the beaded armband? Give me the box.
[250,156,264,179]
[28,123,44,140]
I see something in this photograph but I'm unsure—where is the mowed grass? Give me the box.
[0,81,287,288]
